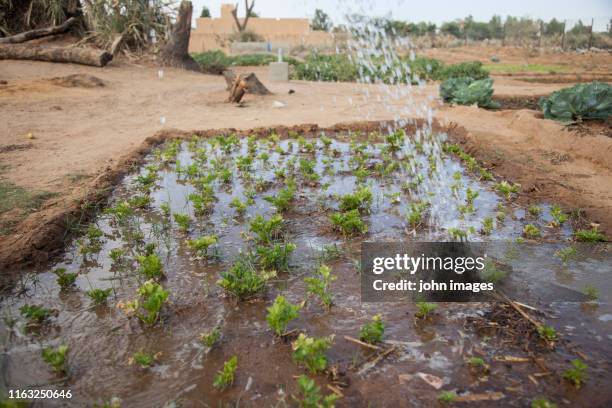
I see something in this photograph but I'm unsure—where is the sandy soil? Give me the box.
[1,53,611,269]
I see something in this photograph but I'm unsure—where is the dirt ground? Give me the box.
[1,48,611,270]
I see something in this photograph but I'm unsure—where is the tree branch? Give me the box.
[231,3,243,32]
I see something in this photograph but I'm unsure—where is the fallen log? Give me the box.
[0,17,78,44]
[0,44,112,67]
[159,1,200,72]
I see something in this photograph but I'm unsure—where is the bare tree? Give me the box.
[231,0,256,33]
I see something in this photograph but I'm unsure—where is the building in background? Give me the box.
[188,4,337,54]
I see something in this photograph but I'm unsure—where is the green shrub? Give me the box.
[191,50,229,74]
[256,242,296,272]
[293,53,358,82]
[338,186,373,213]
[250,214,283,245]
[54,268,77,289]
[359,315,385,344]
[539,82,611,122]
[292,333,333,373]
[86,288,113,305]
[574,228,606,242]
[304,265,336,309]
[440,77,500,109]
[20,304,52,324]
[136,253,163,279]
[266,295,300,336]
[330,209,368,236]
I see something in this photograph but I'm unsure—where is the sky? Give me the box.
[191,0,612,30]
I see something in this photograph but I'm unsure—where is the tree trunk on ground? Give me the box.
[224,69,271,95]
[0,44,112,67]
[159,0,200,72]
[0,17,78,44]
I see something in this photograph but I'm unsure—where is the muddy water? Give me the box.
[1,134,610,407]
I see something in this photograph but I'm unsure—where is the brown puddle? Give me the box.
[1,132,610,407]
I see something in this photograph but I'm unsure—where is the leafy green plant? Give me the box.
[132,351,155,368]
[480,259,507,283]
[230,197,248,216]
[330,209,368,236]
[213,356,238,390]
[437,61,489,80]
[79,225,105,255]
[292,375,338,408]
[42,344,68,374]
[266,295,300,336]
[440,77,500,109]
[550,204,568,226]
[438,391,457,403]
[187,235,218,258]
[574,228,606,242]
[537,324,557,341]
[481,217,494,235]
[555,246,577,265]
[134,253,163,279]
[200,327,221,347]
[123,280,169,326]
[523,224,541,239]
[531,397,557,408]
[528,205,542,217]
[218,257,267,299]
[339,186,373,213]
[256,242,296,272]
[495,181,520,199]
[468,356,485,367]
[292,333,333,374]
[583,284,599,301]
[305,265,336,309]
[563,359,588,388]
[20,304,52,324]
[54,268,77,289]
[539,82,611,122]
[86,288,113,305]
[264,183,296,213]
[250,214,283,245]
[407,201,428,228]
[173,213,191,232]
[415,302,437,319]
[359,315,385,344]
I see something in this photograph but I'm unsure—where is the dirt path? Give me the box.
[0,59,611,269]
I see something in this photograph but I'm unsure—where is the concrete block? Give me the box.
[269,62,289,82]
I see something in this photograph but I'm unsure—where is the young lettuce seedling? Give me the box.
[266,295,300,336]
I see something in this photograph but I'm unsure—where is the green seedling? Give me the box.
[563,359,588,389]
[385,191,401,205]
[122,280,169,326]
[330,209,368,236]
[359,314,385,344]
[160,202,171,217]
[213,355,238,391]
[574,228,606,242]
[136,253,163,279]
[317,244,343,263]
[555,246,577,265]
[109,248,125,265]
[523,224,541,239]
[531,397,557,408]
[54,268,77,289]
[105,201,133,224]
[468,356,485,367]
[293,375,338,408]
[385,129,404,151]
[86,288,113,305]
[407,201,429,228]
[495,181,520,199]
[528,205,542,217]
[173,213,191,232]
[438,391,456,403]
[299,158,319,183]
[188,191,215,216]
[200,327,221,348]
[236,155,253,172]
[320,135,333,148]
[128,195,151,209]
[415,302,437,319]
[20,304,52,324]
[480,259,507,283]
[229,197,248,216]
[339,186,373,213]
[266,295,300,336]
[256,242,296,272]
[218,257,268,299]
[250,214,283,245]
[264,182,296,213]
[79,225,105,255]
[187,235,218,258]
[481,217,494,235]
[218,167,232,184]
[132,351,155,368]
[353,166,369,181]
[583,284,599,301]
[549,204,568,227]
[304,264,336,309]
[42,344,68,374]
[292,333,334,374]
[537,324,557,342]
[447,227,475,241]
